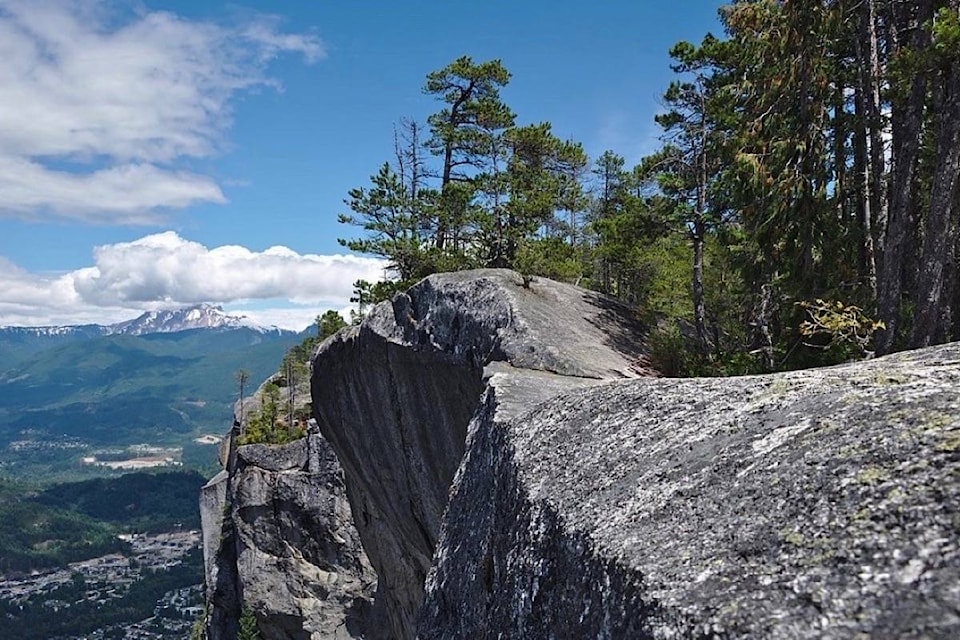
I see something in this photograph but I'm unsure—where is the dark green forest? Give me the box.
[339,0,960,375]
[0,471,204,573]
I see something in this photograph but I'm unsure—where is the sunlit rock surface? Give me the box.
[420,343,960,639]
[311,269,649,638]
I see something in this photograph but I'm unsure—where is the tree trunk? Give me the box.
[952,223,960,340]
[876,0,932,354]
[693,98,711,357]
[853,6,877,296]
[753,283,776,371]
[909,58,960,347]
[436,87,472,251]
[833,77,848,229]
[865,0,888,262]
[691,228,709,356]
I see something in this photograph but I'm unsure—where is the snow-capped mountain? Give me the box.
[0,304,305,459]
[107,304,275,336]
[0,324,109,339]
[0,304,286,339]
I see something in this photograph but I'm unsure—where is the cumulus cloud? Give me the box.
[0,232,386,329]
[0,0,323,221]
[0,256,119,327]
[73,232,385,305]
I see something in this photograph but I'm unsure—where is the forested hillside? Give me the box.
[0,471,204,573]
[340,0,960,375]
[0,327,302,452]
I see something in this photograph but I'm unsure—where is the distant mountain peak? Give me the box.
[108,304,273,335]
[0,304,286,338]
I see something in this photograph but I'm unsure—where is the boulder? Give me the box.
[311,269,649,638]
[420,342,960,638]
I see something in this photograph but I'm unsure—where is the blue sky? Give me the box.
[0,0,724,329]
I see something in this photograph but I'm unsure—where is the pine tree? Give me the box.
[238,606,261,640]
[493,123,586,269]
[908,4,960,348]
[651,38,729,356]
[338,163,424,281]
[316,310,347,340]
[424,56,515,254]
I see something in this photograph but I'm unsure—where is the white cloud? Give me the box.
[0,232,386,328]
[74,232,386,305]
[0,256,130,327]
[0,0,323,222]
[0,158,225,222]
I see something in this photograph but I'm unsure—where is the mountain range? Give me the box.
[1,303,281,338]
[0,305,308,481]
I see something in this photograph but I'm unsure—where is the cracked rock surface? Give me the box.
[311,269,648,638]
[201,427,381,640]
[420,343,960,639]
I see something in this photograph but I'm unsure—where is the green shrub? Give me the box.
[796,298,884,361]
[238,606,261,640]
[646,323,691,377]
[237,382,305,446]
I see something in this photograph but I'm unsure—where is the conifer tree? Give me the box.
[238,606,261,640]
[424,56,515,254]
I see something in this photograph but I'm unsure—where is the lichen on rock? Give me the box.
[420,343,960,638]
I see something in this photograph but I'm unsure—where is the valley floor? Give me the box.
[0,530,203,639]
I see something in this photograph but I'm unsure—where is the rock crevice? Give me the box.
[310,269,648,638]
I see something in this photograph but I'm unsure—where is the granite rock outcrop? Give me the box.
[310,269,649,638]
[200,424,381,640]
[420,342,960,638]
[203,268,960,639]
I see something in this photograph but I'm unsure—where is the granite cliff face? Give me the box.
[203,268,960,639]
[310,269,650,638]
[200,425,382,640]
